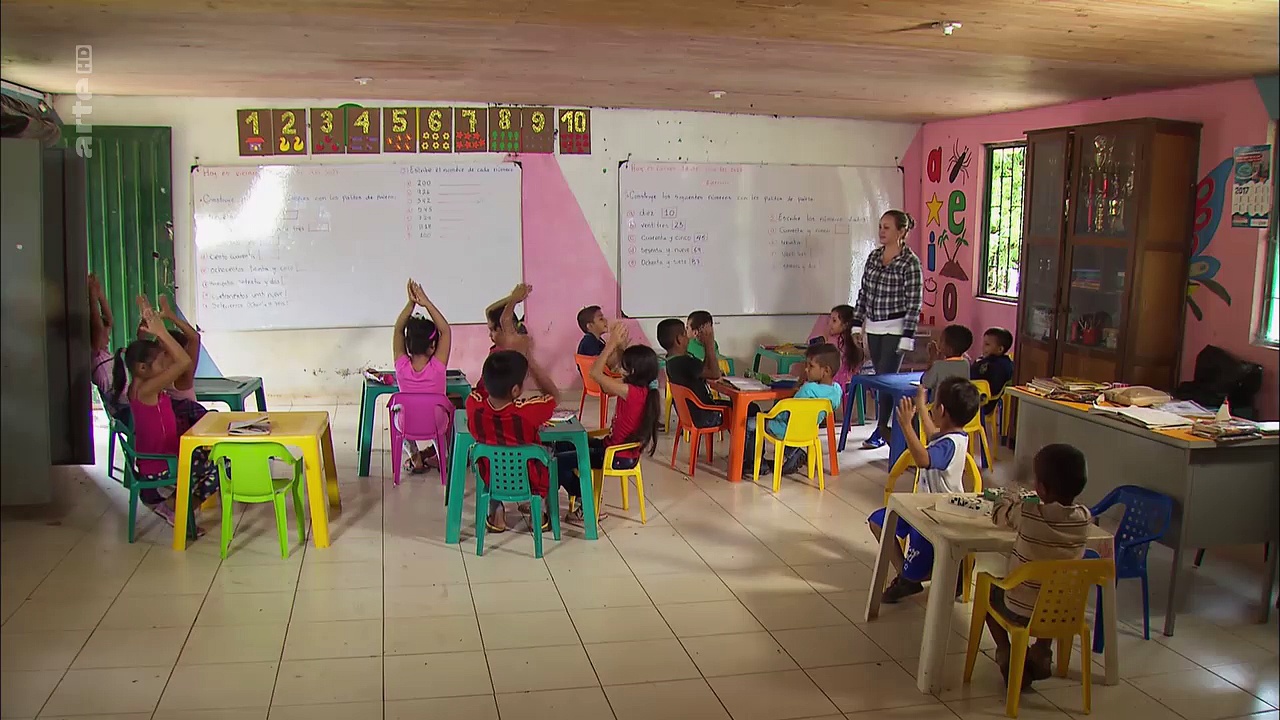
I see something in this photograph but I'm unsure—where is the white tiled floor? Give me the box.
[1,400,1276,719]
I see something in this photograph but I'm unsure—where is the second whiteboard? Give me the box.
[618,161,902,317]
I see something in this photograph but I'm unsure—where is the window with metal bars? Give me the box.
[979,143,1027,300]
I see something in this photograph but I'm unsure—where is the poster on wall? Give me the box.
[1230,144,1271,228]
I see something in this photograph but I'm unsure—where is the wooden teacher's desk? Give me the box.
[1008,388,1279,634]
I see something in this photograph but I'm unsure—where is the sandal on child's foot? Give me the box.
[152,503,178,527]
[485,510,508,534]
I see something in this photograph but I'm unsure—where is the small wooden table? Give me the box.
[194,376,267,412]
[445,410,600,542]
[1009,387,1279,632]
[865,493,1119,695]
[357,374,472,476]
[173,411,341,551]
[712,380,839,483]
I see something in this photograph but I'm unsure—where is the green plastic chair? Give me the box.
[111,417,196,543]
[471,443,559,559]
[210,441,306,559]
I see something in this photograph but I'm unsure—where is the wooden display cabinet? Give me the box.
[1013,118,1201,390]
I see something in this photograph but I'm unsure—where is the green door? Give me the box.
[81,126,174,348]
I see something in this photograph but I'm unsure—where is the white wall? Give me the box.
[56,94,918,402]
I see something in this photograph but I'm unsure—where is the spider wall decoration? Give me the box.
[948,140,972,184]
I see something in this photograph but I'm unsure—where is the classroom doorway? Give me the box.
[80,125,175,349]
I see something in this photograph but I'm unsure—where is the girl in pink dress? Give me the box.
[393,279,453,474]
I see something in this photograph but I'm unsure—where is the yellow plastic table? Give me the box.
[173,412,341,551]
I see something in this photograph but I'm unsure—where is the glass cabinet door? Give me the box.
[1062,244,1129,351]
[1072,128,1140,239]
[1019,132,1071,345]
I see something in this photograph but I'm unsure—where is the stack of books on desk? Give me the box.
[1190,419,1264,441]
[1027,376,1109,403]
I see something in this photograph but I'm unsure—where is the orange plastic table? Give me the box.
[172,412,341,550]
[712,381,840,482]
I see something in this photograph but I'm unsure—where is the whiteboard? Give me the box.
[192,162,522,330]
[618,161,902,317]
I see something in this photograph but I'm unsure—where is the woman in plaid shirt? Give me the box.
[853,210,923,449]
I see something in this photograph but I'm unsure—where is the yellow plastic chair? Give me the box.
[586,429,648,523]
[751,398,833,493]
[963,559,1115,718]
[886,449,983,601]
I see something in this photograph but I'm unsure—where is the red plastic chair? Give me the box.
[668,384,729,477]
[389,392,454,486]
[575,354,611,429]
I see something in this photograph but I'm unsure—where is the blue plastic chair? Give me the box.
[1085,485,1173,653]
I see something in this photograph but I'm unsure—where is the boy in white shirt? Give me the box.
[868,377,981,603]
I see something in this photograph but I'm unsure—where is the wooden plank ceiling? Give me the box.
[2,0,1277,121]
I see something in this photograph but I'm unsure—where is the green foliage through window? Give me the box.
[980,144,1027,299]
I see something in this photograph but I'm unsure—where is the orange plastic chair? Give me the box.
[964,559,1115,717]
[575,354,611,429]
[751,398,833,493]
[668,384,728,477]
[886,449,984,602]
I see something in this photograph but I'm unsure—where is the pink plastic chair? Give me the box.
[389,392,454,486]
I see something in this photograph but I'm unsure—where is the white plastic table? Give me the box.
[864,493,1119,695]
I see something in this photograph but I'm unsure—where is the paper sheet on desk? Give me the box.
[723,377,769,392]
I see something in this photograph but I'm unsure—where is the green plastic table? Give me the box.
[357,375,472,477]
[194,376,266,412]
[751,346,807,374]
[445,409,599,542]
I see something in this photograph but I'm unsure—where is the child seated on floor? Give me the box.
[921,323,973,393]
[659,317,757,429]
[556,322,660,526]
[744,343,844,475]
[867,377,980,603]
[986,443,1091,690]
[971,326,1014,416]
[392,279,452,473]
[466,330,559,533]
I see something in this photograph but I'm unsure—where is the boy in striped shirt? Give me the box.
[987,443,1092,689]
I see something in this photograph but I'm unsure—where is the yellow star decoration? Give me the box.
[925,193,944,227]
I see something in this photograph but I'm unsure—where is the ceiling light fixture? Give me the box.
[709,90,727,99]
[940,21,962,36]
[354,77,372,85]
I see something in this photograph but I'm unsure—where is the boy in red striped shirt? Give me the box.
[466,332,559,533]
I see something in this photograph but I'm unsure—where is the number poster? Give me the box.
[237,105,592,158]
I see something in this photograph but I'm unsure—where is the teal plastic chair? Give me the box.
[111,418,196,543]
[210,441,306,559]
[471,443,559,558]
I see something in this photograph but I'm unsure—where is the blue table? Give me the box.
[445,410,599,542]
[838,372,923,460]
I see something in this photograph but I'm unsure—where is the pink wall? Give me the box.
[915,79,1278,420]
